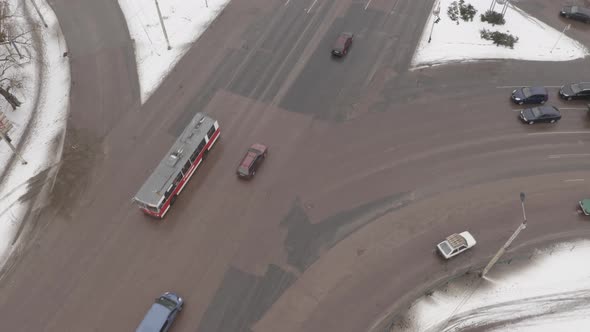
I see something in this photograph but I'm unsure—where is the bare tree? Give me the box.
[0,1,34,110]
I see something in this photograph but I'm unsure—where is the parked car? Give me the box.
[559,82,590,100]
[237,143,268,179]
[511,86,548,105]
[519,105,561,124]
[136,292,183,332]
[331,32,354,57]
[579,199,590,216]
[436,231,476,259]
[560,5,590,23]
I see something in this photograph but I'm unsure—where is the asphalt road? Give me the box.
[1,0,590,331]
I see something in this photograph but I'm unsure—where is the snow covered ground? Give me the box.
[390,240,590,332]
[117,0,232,103]
[0,0,69,269]
[412,0,589,68]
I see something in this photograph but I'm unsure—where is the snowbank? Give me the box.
[0,0,70,269]
[391,240,590,332]
[412,0,589,68]
[118,0,232,103]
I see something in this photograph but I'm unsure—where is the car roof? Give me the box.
[570,6,590,15]
[578,82,590,90]
[527,86,548,94]
[334,33,352,47]
[136,303,171,332]
[537,105,560,115]
[445,233,468,250]
[250,143,267,152]
[240,150,258,168]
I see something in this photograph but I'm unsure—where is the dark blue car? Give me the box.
[559,82,590,100]
[519,105,561,125]
[511,86,548,105]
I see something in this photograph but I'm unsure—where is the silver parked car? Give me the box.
[136,292,183,332]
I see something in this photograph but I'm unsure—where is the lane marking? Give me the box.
[564,179,585,182]
[365,0,373,10]
[285,0,290,5]
[548,153,590,159]
[307,0,318,13]
[528,131,590,136]
[496,85,563,88]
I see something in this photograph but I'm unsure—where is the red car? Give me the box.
[331,32,354,57]
[237,143,268,179]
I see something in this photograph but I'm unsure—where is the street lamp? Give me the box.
[480,192,528,278]
[428,2,441,43]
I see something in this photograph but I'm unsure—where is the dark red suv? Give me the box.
[237,143,268,179]
[331,32,354,57]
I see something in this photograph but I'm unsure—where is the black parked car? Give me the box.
[560,6,590,23]
[511,86,548,105]
[559,82,590,100]
[519,105,561,125]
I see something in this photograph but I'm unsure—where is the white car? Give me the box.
[436,231,476,259]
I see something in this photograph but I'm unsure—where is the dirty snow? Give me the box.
[412,0,588,68]
[0,0,69,269]
[391,240,590,332]
[117,0,232,103]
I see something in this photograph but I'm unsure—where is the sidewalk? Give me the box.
[0,0,70,273]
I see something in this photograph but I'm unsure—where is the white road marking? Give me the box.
[307,0,318,13]
[564,179,585,182]
[496,85,563,88]
[285,0,290,6]
[548,153,590,159]
[365,0,373,10]
[528,131,590,136]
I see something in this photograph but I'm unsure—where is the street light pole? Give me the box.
[480,192,527,278]
[550,24,570,54]
[428,2,441,43]
[154,0,172,50]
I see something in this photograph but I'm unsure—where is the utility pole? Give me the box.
[480,192,527,278]
[29,0,49,28]
[550,24,570,54]
[154,0,172,50]
[0,111,27,165]
[205,0,209,8]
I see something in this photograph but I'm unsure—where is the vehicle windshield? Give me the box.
[571,6,579,13]
[439,242,453,255]
[571,84,581,94]
[522,87,532,97]
[156,296,177,310]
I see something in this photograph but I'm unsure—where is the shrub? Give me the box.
[447,0,478,22]
[480,29,519,48]
[447,2,459,21]
[480,10,506,25]
[460,1,477,21]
